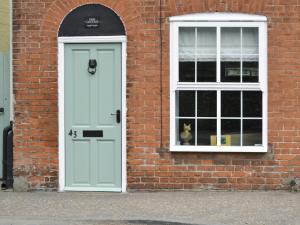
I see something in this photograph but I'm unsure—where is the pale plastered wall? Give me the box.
[0,0,10,52]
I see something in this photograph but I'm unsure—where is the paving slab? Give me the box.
[0,191,299,225]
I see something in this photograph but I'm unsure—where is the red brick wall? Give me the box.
[13,0,300,191]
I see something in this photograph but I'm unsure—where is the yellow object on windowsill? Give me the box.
[210,135,231,146]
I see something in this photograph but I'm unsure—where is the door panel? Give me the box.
[72,140,91,185]
[97,141,116,185]
[97,49,115,126]
[65,43,122,191]
[73,50,91,125]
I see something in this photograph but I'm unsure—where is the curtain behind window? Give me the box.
[179,27,258,62]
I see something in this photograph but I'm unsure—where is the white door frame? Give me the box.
[57,36,127,192]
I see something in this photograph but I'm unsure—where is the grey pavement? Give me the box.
[0,191,299,225]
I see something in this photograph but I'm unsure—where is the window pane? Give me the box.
[179,27,195,82]
[221,61,241,82]
[243,119,262,146]
[221,28,241,56]
[242,28,258,55]
[197,28,216,82]
[221,28,241,82]
[197,91,216,117]
[176,119,195,145]
[197,119,217,146]
[177,91,195,117]
[242,61,258,82]
[221,119,241,146]
[197,27,216,55]
[197,62,216,82]
[243,91,262,117]
[221,91,241,117]
[179,27,195,61]
[179,62,195,82]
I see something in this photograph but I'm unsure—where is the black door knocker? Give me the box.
[88,59,97,75]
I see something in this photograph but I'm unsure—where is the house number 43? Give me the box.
[68,129,77,138]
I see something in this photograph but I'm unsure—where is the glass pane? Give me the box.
[221,28,241,82]
[243,119,262,146]
[179,27,195,60]
[221,91,241,117]
[243,91,262,117]
[197,91,216,117]
[197,119,217,146]
[179,61,195,82]
[221,28,241,56]
[242,28,259,83]
[197,27,216,55]
[221,61,241,82]
[176,119,195,145]
[221,119,241,146]
[197,28,216,82]
[177,91,195,117]
[197,62,216,82]
[179,27,195,82]
[242,28,258,55]
[242,61,258,82]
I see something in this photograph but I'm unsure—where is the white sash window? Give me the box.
[169,13,268,152]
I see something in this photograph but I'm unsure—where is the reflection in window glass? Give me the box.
[177,91,195,117]
[221,61,241,82]
[243,119,262,146]
[197,62,216,82]
[243,91,262,117]
[242,61,258,82]
[242,28,259,83]
[221,28,241,83]
[197,91,216,117]
[179,62,195,82]
[197,119,217,145]
[221,91,241,117]
[221,119,241,146]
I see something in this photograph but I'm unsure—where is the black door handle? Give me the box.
[111,110,121,123]
[0,107,4,113]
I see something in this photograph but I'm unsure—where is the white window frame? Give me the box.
[169,13,268,152]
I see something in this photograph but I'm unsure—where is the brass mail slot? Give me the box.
[83,130,103,138]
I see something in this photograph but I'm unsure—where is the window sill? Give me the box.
[169,145,267,153]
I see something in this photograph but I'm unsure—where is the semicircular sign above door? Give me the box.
[58,4,126,37]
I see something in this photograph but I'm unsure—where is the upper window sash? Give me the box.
[170,21,267,90]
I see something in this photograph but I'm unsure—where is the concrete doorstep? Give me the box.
[0,191,299,225]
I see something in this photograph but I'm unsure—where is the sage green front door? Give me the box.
[65,43,122,191]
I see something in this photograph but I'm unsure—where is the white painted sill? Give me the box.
[169,145,268,153]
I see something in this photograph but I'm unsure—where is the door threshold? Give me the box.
[64,187,122,192]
